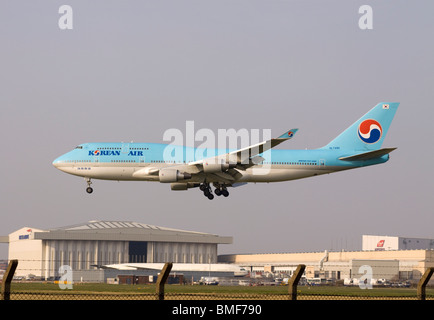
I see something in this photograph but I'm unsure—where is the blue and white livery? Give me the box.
[53,102,399,199]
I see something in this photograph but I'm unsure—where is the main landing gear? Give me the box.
[199,183,229,200]
[85,177,93,194]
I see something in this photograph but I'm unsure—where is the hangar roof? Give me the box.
[28,220,232,244]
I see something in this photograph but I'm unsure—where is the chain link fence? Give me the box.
[4,291,434,300]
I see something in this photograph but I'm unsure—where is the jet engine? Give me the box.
[170,183,200,190]
[203,162,236,173]
[159,169,192,183]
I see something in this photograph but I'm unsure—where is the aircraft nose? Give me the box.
[52,158,60,168]
[52,156,64,168]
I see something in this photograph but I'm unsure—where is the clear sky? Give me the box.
[1,1,433,259]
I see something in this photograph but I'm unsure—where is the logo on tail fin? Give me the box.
[358,119,382,144]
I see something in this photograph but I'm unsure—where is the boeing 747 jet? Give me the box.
[53,102,399,199]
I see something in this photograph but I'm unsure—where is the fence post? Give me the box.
[1,260,18,301]
[156,262,173,300]
[288,264,305,300]
[417,267,434,300]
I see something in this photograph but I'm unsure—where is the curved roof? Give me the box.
[52,220,204,234]
[32,220,232,244]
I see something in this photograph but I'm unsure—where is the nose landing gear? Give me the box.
[85,178,93,194]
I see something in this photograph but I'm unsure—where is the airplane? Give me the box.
[53,102,399,199]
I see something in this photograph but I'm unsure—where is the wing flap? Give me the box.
[212,172,236,181]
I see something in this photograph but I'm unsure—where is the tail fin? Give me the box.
[322,102,399,151]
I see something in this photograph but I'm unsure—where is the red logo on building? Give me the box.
[377,240,385,247]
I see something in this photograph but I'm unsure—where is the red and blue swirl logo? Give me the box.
[93,150,101,156]
[358,119,382,144]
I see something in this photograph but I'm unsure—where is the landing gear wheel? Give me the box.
[201,183,214,199]
[85,177,93,194]
[214,188,222,196]
[222,189,229,197]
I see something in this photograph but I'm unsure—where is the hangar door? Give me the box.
[129,241,147,263]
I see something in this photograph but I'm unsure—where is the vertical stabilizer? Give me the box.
[322,102,399,151]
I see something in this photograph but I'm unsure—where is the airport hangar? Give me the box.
[2,220,232,281]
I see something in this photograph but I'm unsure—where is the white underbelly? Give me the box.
[58,164,340,184]
[238,167,330,182]
[58,165,158,181]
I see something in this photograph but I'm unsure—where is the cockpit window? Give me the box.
[75,146,83,149]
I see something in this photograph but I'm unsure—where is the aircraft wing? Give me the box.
[188,128,299,171]
[147,128,298,185]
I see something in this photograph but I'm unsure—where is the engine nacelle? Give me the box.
[170,183,200,191]
[170,183,188,190]
[159,169,192,183]
[203,162,236,173]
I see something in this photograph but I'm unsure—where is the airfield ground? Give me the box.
[7,282,434,300]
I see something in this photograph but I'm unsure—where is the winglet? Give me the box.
[277,129,298,140]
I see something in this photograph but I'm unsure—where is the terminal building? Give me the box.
[2,220,232,280]
[218,235,434,284]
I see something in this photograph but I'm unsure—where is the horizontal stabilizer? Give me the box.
[339,148,397,161]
